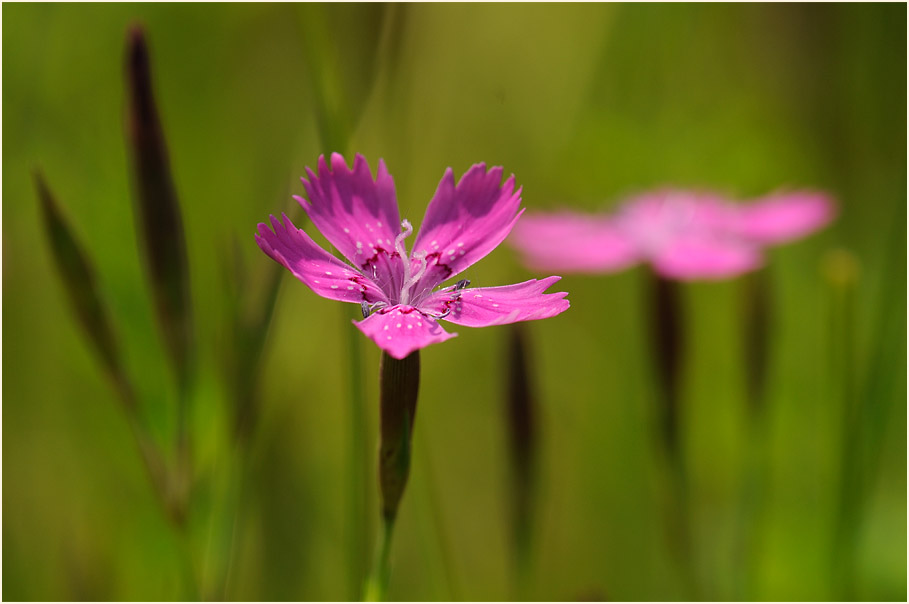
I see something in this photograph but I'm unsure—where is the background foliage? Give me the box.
[3,3,906,601]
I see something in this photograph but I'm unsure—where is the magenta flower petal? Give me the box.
[410,164,523,294]
[255,213,389,304]
[355,305,457,359]
[423,277,570,328]
[509,213,640,273]
[731,192,835,245]
[651,234,763,281]
[296,153,405,298]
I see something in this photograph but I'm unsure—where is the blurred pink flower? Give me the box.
[509,189,834,281]
[256,154,570,359]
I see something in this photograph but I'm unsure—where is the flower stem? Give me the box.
[506,325,538,601]
[733,269,773,600]
[647,272,698,599]
[364,515,396,602]
[365,351,420,601]
[649,274,682,459]
[377,351,420,522]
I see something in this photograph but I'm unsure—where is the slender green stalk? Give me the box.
[346,309,370,600]
[200,440,251,601]
[413,429,460,600]
[218,466,245,601]
[364,515,396,602]
[173,376,193,527]
[824,249,861,600]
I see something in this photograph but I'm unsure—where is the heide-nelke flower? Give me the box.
[256,154,570,359]
[509,189,834,281]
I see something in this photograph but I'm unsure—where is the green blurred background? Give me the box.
[3,3,906,601]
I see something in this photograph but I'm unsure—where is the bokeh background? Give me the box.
[3,3,906,601]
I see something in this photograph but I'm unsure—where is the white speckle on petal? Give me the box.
[430,240,437,246]
[407,325,413,329]
[330,285,339,289]
[325,271,332,275]
[475,294,482,298]
[377,221,383,227]
[417,321,422,326]
[343,228,350,233]
[384,325,389,330]
[314,280,320,284]
[457,242,464,247]
[387,336,392,340]
[447,249,455,255]
[396,323,402,328]
[492,303,499,308]
[347,286,354,290]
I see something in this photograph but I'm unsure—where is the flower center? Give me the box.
[395,219,429,306]
[620,195,698,254]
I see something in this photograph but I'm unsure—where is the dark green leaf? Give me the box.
[35,171,134,407]
[125,26,194,389]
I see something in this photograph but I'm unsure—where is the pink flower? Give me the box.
[509,189,834,281]
[256,154,570,359]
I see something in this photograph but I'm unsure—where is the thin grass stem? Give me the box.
[346,309,370,600]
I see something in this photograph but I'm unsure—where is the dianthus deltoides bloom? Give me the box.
[509,189,835,280]
[256,154,570,359]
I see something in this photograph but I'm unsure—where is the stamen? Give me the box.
[395,219,414,304]
[429,307,451,320]
[455,279,470,291]
[360,301,371,319]
[401,250,428,306]
[395,220,413,267]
